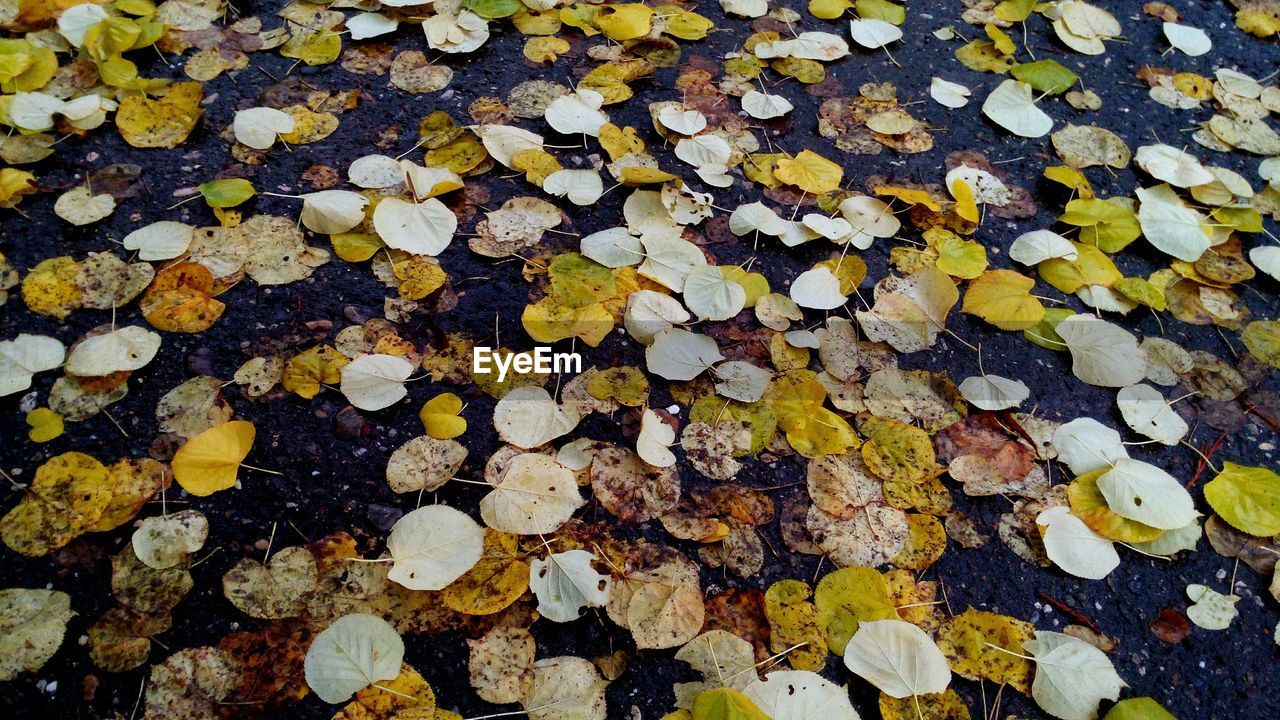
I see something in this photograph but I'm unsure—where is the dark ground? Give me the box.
[2,1,1279,718]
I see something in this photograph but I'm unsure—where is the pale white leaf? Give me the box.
[1036,506,1119,580]
[372,196,457,255]
[57,3,110,46]
[930,77,971,108]
[1096,458,1198,530]
[842,619,951,699]
[303,614,404,704]
[683,265,746,321]
[1025,630,1125,720]
[480,453,584,534]
[657,107,707,135]
[65,326,161,377]
[713,361,772,403]
[637,233,706,291]
[232,107,296,150]
[348,154,404,189]
[1010,230,1078,265]
[1052,417,1128,475]
[475,124,544,167]
[1056,315,1146,387]
[637,409,676,468]
[1185,584,1238,630]
[347,12,398,40]
[122,221,195,261]
[581,227,643,268]
[386,505,484,590]
[982,79,1053,138]
[625,290,691,344]
[493,386,580,449]
[1163,22,1211,57]
[959,374,1030,410]
[1116,384,1188,445]
[543,169,604,206]
[0,334,66,397]
[1135,184,1212,261]
[544,90,608,136]
[743,670,861,720]
[646,328,723,381]
[790,267,846,310]
[300,190,368,234]
[1251,245,1280,281]
[132,510,208,570]
[340,354,413,411]
[1135,144,1215,188]
[742,90,794,119]
[529,549,612,623]
[849,19,903,49]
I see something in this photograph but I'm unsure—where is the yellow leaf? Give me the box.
[171,420,257,497]
[955,40,1013,73]
[813,566,899,654]
[0,452,112,556]
[861,416,938,484]
[21,256,82,319]
[1242,321,1280,369]
[116,82,204,149]
[512,148,563,186]
[335,664,436,720]
[986,23,1015,55]
[25,407,63,442]
[332,233,383,262]
[962,269,1046,331]
[809,0,855,20]
[523,36,571,63]
[282,344,349,399]
[774,150,843,195]
[1043,165,1094,198]
[92,458,170,532]
[929,229,988,279]
[772,378,859,458]
[559,5,601,36]
[140,262,225,333]
[948,176,979,223]
[763,579,828,671]
[1038,242,1122,293]
[874,185,941,211]
[691,688,770,720]
[512,8,563,35]
[394,255,447,300]
[814,257,867,295]
[419,392,467,439]
[586,366,649,406]
[879,689,972,720]
[440,529,529,615]
[994,0,1036,22]
[891,513,947,570]
[599,123,645,161]
[422,134,488,175]
[936,608,1035,693]
[619,166,678,185]
[771,56,826,84]
[0,168,37,209]
[721,266,770,306]
[1237,9,1280,38]
[277,105,339,144]
[595,4,655,41]
[280,30,342,66]
[661,8,714,40]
